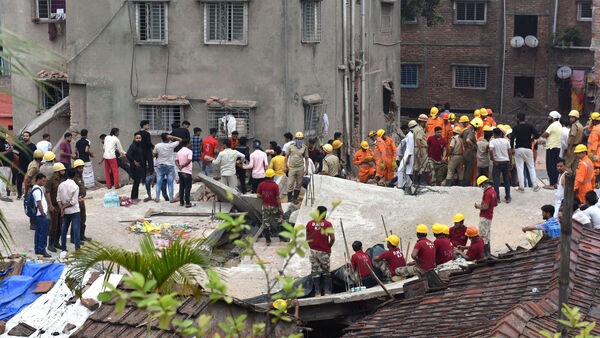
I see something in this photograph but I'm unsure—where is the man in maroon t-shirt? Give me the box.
[396,224,436,278]
[257,169,283,245]
[426,126,448,185]
[350,241,377,288]
[306,206,335,296]
[374,234,407,281]
[432,223,454,265]
[456,226,485,261]
[449,213,468,247]
[475,175,497,257]
[201,128,219,177]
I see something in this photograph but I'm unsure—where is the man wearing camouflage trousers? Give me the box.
[306,206,336,296]
[257,169,283,245]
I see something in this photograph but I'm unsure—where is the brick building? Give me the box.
[400,0,595,122]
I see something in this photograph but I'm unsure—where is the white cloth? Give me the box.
[554,171,566,218]
[322,113,330,135]
[397,131,414,188]
[514,148,538,189]
[573,209,591,227]
[220,114,237,137]
[103,135,125,159]
[213,148,245,176]
[282,141,294,155]
[154,141,179,166]
[83,162,95,187]
[560,127,569,158]
[57,179,80,214]
[489,137,511,161]
[36,140,52,153]
[32,184,48,216]
[583,205,600,229]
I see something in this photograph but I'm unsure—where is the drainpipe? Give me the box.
[342,0,350,147]
[349,0,356,145]
[499,0,506,114]
[283,0,289,132]
[552,0,559,39]
[360,0,366,139]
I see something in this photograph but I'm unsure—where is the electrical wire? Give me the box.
[127,0,139,97]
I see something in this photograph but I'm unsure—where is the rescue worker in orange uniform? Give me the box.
[481,108,496,128]
[457,115,470,133]
[442,113,454,147]
[586,112,600,185]
[371,130,387,185]
[574,144,595,203]
[353,140,375,183]
[426,107,445,139]
[382,130,397,181]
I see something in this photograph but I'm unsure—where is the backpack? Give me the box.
[24,187,42,218]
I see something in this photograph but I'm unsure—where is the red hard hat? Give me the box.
[441,112,449,120]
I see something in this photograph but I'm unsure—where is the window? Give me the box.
[514,76,535,98]
[401,64,418,88]
[41,80,69,109]
[301,1,321,43]
[204,2,248,45]
[453,66,487,89]
[208,108,255,138]
[304,103,325,137]
[139,105,183,132]
[36,0,66,20]
[0,47,8,76]
[455,2,486,24]
[577,2,592,21]
[514,15,538,37]
[135,2,168,44]
[381,3,393,33]
[403,13,418,24]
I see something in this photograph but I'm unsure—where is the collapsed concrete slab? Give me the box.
[197,174,262,223]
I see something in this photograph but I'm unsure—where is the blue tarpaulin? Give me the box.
[0,262,65,321]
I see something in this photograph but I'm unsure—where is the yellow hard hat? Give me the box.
[295,131,304,139]
[574,144,588,153]
[386,234,400,247]
[43,151,56,162]
[471,117,483,128]
[432,223,443,235]
[376,129,385,137]
[332,139,343,149]
[482,125,492,132]
[73,159,85,168]
[453,126,463,134]
[459,115,470,123]
[408,120,418,128]
[473,109,481,118]
[480,109,489,116]
[465,226,479,237]
[273,299,287,312]
[265,169,276,178]
[591,112,600,121]
[53,162,66,172]
[416,224,428,234]
[360,141,369,149]
[476,175,489,187]
[430,106,439,116]
[368,130,376,137]
[448,113,456,122]
[453,213,465,223]
[442,224,450,235]
[323,143,333,153]
[569,110,580,118]
[33,149,44,159]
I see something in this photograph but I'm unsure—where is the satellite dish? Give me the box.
[510,36,524,48]
[525,35,539,48]
[557,66,572,79]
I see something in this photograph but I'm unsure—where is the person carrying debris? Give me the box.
[449,213,468,248]
[395,224,436,278]
[573,144,595,204]
[456,227,484,261]
[306,206,335,296]
[374,234,407,281]
[284,132,309,203]
[432,223,454,265]
[521,205,560,238]
[257,169,283,245]
[353,141,375,183]
[475,175,497,257]
[350,241,377,288]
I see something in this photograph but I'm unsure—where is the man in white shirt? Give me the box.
[542,111,563,189]
[582,191,600,229]
[554,158,567,218]
[153,133,182,202]
[489,128,513,203]
[213,139,246,190]
[102,128,126,189]
[397,121,415,189]
[58,168,81,251]
[36,133,52,155]
[32,173,50,257]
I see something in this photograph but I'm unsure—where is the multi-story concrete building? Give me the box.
[400,0,595,120]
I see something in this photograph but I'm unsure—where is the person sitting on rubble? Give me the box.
[448,213,468,249]
[350,241,377,288]
[562,197,592,228]
[580,190,600,229]
[432,223,454,265]
[456,226,485,261]
[374,234,406,282]
[395,224,436,279]
[521,205,561,238]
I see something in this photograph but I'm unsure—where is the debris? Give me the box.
[7,322,36,336]
[0,320,6,334]
[81,298,99,311]
[63,323,76,333]
[33,281,55,294]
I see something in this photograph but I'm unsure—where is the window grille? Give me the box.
[135,2,168,43]
[36,0,66,20]
[577,2,592,21]
[453,66,487,89]
[400,64,418,88]
[41,80,69,109]
[138,105,183,132]
[208,108,254,138]
[304,103,326,138]
[455,2,486,23]
[380,3,393,33]
[204,2,248,45]
[301,1,321,43]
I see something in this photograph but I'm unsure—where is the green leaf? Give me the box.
[114,297,127,314]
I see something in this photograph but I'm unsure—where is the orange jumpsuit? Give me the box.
[587,124,600,172]
[482,117,496,128]
[383,136,397,180]
[444,123,454,147]
[426,117,444,138]
[575,155,596,203]
[374,137,386,180]
[353,148,375,183]
[475,127,484,141]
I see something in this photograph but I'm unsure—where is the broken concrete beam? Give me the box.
[33,281,55,294]
[7,322,36,336]
[81,298,99,311]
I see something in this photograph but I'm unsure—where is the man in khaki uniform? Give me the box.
[321,144,341,177]
[413,114,429,183]
[565,110,584,171]
[285,131,309,204]
[445,126,464,186]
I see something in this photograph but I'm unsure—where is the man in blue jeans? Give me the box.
[58,168,81,251]
[153,133,182,202]
[32,173,51,257]
[489,128,513,203]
